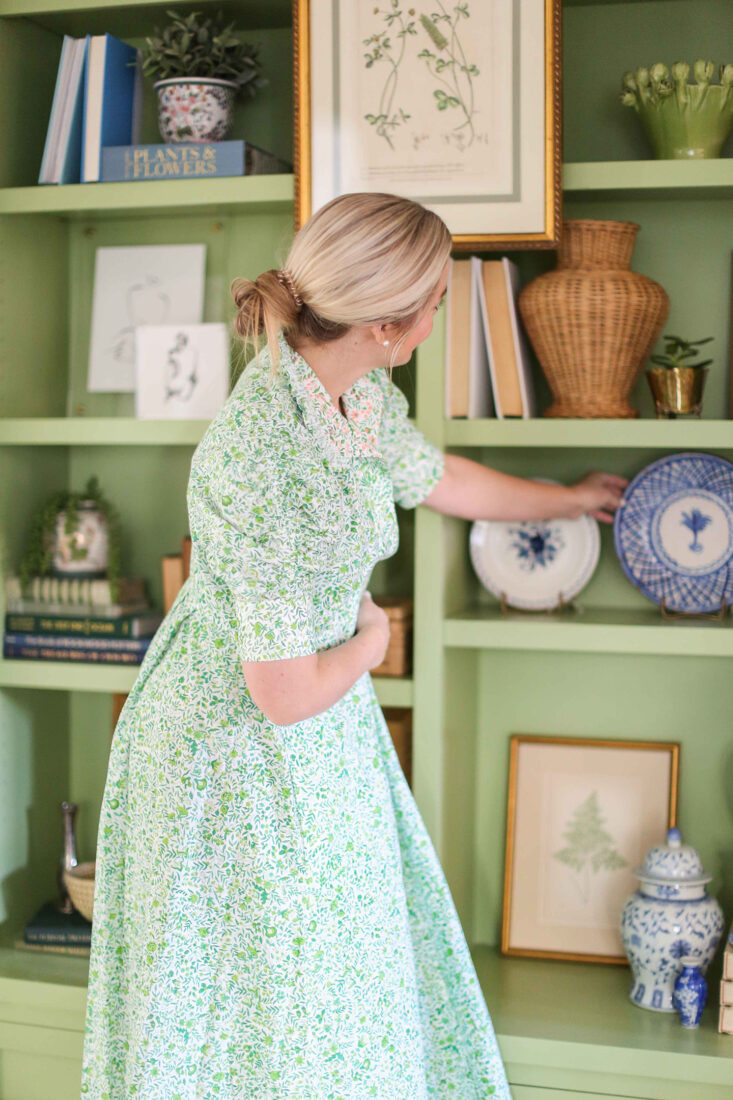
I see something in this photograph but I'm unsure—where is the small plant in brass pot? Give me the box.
[646,334,713,418]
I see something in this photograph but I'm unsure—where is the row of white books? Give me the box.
[720,932,733,1035]
[444,256,535,420]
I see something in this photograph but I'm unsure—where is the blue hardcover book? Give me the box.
[59,38,88,184]
[81,33,142,183]
[101,139,247,181]
[39,36,88,184]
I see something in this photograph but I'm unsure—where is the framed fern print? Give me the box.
[293,0,562,249]
[502,735,679,964]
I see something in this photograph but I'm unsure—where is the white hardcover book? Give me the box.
[468,257,493,418]
[503,258,537,418]
[472,255,503,418]
[719,1003,733,1034]
[39,35,74,183]
[720,978,733,1006]
[724,938,733,981]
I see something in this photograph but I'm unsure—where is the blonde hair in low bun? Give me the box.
[230,191,452,380]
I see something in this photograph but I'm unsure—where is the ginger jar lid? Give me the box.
[633,827,711,892]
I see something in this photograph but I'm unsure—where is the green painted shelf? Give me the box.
[443,606,733,657]
[563,158,733,199]
[0,173,293,218]
[0,658,414,705]
[0,0,291,30]
[444,418,733,449]
[470,947,733,1099]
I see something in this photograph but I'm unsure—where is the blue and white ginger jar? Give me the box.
[673,956,707,1028]
[620,827,724,1012]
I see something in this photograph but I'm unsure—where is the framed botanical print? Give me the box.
[293,0,562,249]
[502,734,679,964]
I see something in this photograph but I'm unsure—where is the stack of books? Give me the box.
[3,574,162,665]
[40,32,142,184]
[720,926,733,1034]
[18,900,91,957]
[444,255,536,420]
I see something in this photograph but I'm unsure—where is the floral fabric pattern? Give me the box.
[80,330,512,1098]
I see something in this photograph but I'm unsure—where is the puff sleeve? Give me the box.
[377,373,446,509]
[187,443,319,663]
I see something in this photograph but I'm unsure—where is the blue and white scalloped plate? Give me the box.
[469,480,600,611]
[613,452,733,614]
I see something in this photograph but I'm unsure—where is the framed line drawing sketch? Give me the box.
[134,324,230,419]
[294,0,562,249]
[502,734,679,964]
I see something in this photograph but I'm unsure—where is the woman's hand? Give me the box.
[356,591,391,669]
[571,471,628,524]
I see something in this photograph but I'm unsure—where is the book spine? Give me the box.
[25,928,91,945]
[719,1003,733,1034]
[101,140,245,182]
[4,632,150,653]
[720,978,733,1005]
[724,945,733,982]
[3,641,145,664]
[4,612,161,639]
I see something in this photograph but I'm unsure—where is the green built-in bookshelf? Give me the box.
[1,0,733,1098]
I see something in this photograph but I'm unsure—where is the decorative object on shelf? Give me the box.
[17,476,123,602]
[294,0,561,249]
[721,928,733,1034]
[141,8,267,142]
[518,219,670,418]
[469,480,600,611]
[135,323,230,418]
[620,61,733,159]
[88,243,206,393]
[673,956,708,1028]
[502,735,678,963]
[646,334,713,418]
[620,827,724,1012]
[613,452,733,614]
[58,800,79,914]
[371,596,413,677]
[63,861,97,923]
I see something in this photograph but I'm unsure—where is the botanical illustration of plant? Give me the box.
[553,791,627,904]
[417,2,480,147]
[363,2,418,149]
[681,508,712,553]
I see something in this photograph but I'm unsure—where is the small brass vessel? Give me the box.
[646,366,708,418]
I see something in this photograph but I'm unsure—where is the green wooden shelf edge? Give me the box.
[443,605,733,657]
[444,417,733,449]
[0,0,291,23]
[0,174,293,217]
[471,947,733,1098]
[0,658,413,704]
[563,158,733,199]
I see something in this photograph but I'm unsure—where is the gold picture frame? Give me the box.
[502,734,680,965]
[293,0,562,250]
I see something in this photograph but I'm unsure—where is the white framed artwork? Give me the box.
[87,244,206,392]
[134,324,230,419]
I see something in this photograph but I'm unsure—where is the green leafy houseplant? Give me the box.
[649,334,714,371]
[141,9,267,94]
[18,476,123,603]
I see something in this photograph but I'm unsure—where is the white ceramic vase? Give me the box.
[154,77,238,143]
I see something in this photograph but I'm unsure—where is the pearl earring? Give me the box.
[382,339,389,346]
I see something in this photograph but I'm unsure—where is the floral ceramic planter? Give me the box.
[48,500,108,578]
[154,78,238,143]
[620,827,724,1012]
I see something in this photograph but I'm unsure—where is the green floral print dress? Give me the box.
[80,330,512,1099]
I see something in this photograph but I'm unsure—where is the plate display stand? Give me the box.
[499,592,574,616]
[659,597,730,624]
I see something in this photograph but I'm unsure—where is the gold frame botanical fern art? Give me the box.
[502,734,679,963]
[293,0,562,250]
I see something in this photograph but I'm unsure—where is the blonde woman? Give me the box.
[80,193,625,1098]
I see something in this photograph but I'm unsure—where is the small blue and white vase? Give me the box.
[673,956,707,1028]
[620,827,724,1012]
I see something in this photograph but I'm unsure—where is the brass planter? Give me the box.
[646,366,708,418]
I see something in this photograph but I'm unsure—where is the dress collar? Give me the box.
[274,330,383,467]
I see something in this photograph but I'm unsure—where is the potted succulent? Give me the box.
[18,475,123,602]
[620,61,733,159]
[646,334,713,418]
[141,8,268,143]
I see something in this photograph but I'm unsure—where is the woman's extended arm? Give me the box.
[420,453,627,524]
[242,593,390,727]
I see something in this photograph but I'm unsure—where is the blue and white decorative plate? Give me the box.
[469,481,600,611]
[613,452,733,614]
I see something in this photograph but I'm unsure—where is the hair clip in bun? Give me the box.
[276,268,303,311]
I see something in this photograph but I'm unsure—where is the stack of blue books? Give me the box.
[39,32,142,185]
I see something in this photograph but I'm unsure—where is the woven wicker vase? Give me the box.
[518,219,670,418]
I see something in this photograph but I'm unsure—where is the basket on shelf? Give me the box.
[518,219,670,418]
[63,861,96,922]
[372,596,413,677]
[383,707,413,788]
